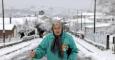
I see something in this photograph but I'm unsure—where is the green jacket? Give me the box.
[33,32,78,60]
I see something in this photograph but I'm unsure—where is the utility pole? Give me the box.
[77,10,78,23]
[81,11,83,30]
[2,0,5,47]
[94,0,96,33]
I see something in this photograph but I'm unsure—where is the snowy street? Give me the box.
[0,36,94,60]
[0,35,115,60]
[0,38,42,60]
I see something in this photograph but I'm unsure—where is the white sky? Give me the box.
[0,0,93,10]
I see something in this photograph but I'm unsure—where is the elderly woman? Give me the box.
[30,21,78,60]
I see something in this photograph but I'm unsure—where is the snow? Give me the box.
[68,33,115,60]
[88,15,114,19]
[84,38,106,50]
[0,18,24,25]
[75,37,115,60]
[0,17,38,25]
[11,18,25,24]
[52,16,63,20]
[38,15,45,18]
[0,18,10,24]
[85,23,111,28]
[0,38,42,60]
[76,30,85,34]
[0,39,22,47]
[0,24,15,30]
[24,17,37,21]
[68,18,94,23]
[0,33,115,60]
[69,33,102,53]
[77,12,104,16]
[88,16,104,19]
[76,38,101,53]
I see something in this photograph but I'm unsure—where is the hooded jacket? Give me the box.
[33,32,78,60]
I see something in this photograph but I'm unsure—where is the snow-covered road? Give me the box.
[1,35,114,60]
[0,37,92,60]
[0,38,42,60]
[11,50,91,60]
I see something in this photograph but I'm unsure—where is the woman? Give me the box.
[30,21,78,60]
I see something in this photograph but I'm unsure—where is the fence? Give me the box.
[85,32,107,45]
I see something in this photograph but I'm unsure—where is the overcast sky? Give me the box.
[0,0,93,10]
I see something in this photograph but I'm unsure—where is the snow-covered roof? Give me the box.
[69,19,93,23]
[78,12,104,16]
[11,18,25,24]
[88,15,114,19]
[88,16,103,19]
[0,24,15,30]
[0,18,10,24]
[85,23,111,28]
[52,16,63,20]
[38,15,45,18]
[0,17,25,25]
[0,17,38,25]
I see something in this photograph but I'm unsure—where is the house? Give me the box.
[0,24,16,38]
[88,15,115,23]
[75,12,104,18]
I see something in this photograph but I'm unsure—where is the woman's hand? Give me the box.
[30,50,36,58]
[62,44,68,51]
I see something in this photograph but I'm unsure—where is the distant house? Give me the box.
[84,23,111,33]
[0,24,16,38]
[76,12,104,18]
[88,15,115,23]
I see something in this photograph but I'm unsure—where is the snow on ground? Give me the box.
[0,34,115,60]
[0,39,22,47]
[0,38,42,60]
[0,35,90,60]
[72,34,115,60]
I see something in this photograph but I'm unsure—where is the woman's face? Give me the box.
[53,22,62,36]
